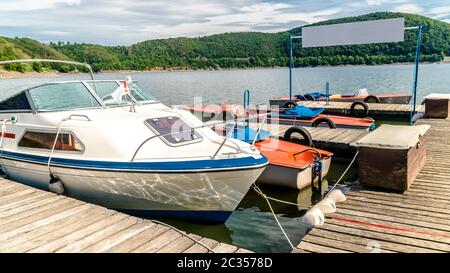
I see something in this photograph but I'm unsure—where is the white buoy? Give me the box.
[49,175,65,195]
[302,207,325,229]
[315,197,337,214]
[327,189,346,203]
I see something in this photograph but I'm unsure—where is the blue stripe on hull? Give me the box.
[117,209,232,224]
[0,150,268,172]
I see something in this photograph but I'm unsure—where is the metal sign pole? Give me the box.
[289,35,302,101]
[289,35,293,100]
[410,25,422,126]
[326,81,330,105]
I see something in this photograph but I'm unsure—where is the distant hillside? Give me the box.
[0,37,74,72]
[1,12,449,73]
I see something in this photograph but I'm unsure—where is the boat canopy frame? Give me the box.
[0,59,95,80]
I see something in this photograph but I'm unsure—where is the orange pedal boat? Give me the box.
[215,125,333,189]
[254,138,332,189]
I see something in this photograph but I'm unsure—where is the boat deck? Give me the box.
[297,101,425,121]
[248,123,368,155]
[295,118,450,253]
[0,179,249,253]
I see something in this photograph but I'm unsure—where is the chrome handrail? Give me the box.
[212,123,237,159]
[251,113,268,146]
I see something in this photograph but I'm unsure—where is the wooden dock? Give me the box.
[297,101,425,121]
[0,178,250,253]
[249,123,368,155]
[295,118,450,253]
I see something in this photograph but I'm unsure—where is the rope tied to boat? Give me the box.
[326,150,359,197]
[251,184,297,251]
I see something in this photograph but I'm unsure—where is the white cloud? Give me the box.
[38,30,71,36]
[0,0,81,11]
[0,0,444,45]
[426,6,450,19]
[366,0,406,6]
[392,4,424,14]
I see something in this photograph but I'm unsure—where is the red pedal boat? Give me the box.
[184,104,375,131]
[270,93,411,107]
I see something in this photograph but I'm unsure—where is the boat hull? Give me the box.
[1,158,266,223]
[257,157,331,189]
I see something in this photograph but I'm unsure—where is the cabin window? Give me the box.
[28,82,100,111]
[18,131,84,152]
[0,92,32,111]
[145,116,202,145]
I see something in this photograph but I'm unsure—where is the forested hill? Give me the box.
[1,12,449,73]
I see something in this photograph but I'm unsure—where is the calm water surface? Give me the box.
[0,64,446,252]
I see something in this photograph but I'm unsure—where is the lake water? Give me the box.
[0,64,448,252]
[1,63,450,105]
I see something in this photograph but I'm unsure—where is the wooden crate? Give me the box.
[358,135,427,191]
[424,98,450,118]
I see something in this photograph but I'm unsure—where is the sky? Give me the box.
[0,0,449,45]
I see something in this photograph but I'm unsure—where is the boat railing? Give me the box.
[131,112,269,162]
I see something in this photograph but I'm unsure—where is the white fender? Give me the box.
[315,197,336,214]
[327,189,346,203]
[302,207,325,229]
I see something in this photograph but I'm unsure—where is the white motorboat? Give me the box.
[0,60,268,223]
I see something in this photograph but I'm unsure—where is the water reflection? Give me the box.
[154,157,358,253]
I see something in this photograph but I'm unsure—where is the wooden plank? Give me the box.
[0,178,246,253]
[342,198,450,220]
[28,212,128,253]
[0,191,50,212]
[157,235,196,253]
[327,213,450,245]
[322,220,448,252]
[104,224,170,253]
[337,202,450,227]
[297,241,351,253]
[212,243,238,253]
[0,198,80,232]
[0,195,64,219]
[0,189,37,206]
[132,229,182,253]
[0,203,90,243]
[303,232,394,253]
[1,207,112,252]
[82,221,153,253]
[183,237,220,253]
[53,216,141,253]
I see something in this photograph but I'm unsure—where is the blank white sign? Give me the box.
[302,18,405,48]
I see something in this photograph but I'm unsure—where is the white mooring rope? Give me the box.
[251,150,360,251]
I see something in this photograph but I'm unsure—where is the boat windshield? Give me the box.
[24,80,157,112]
[86,80,157,106]
[28,82,101,111]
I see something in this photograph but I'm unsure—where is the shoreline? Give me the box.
[1,60,449,79]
